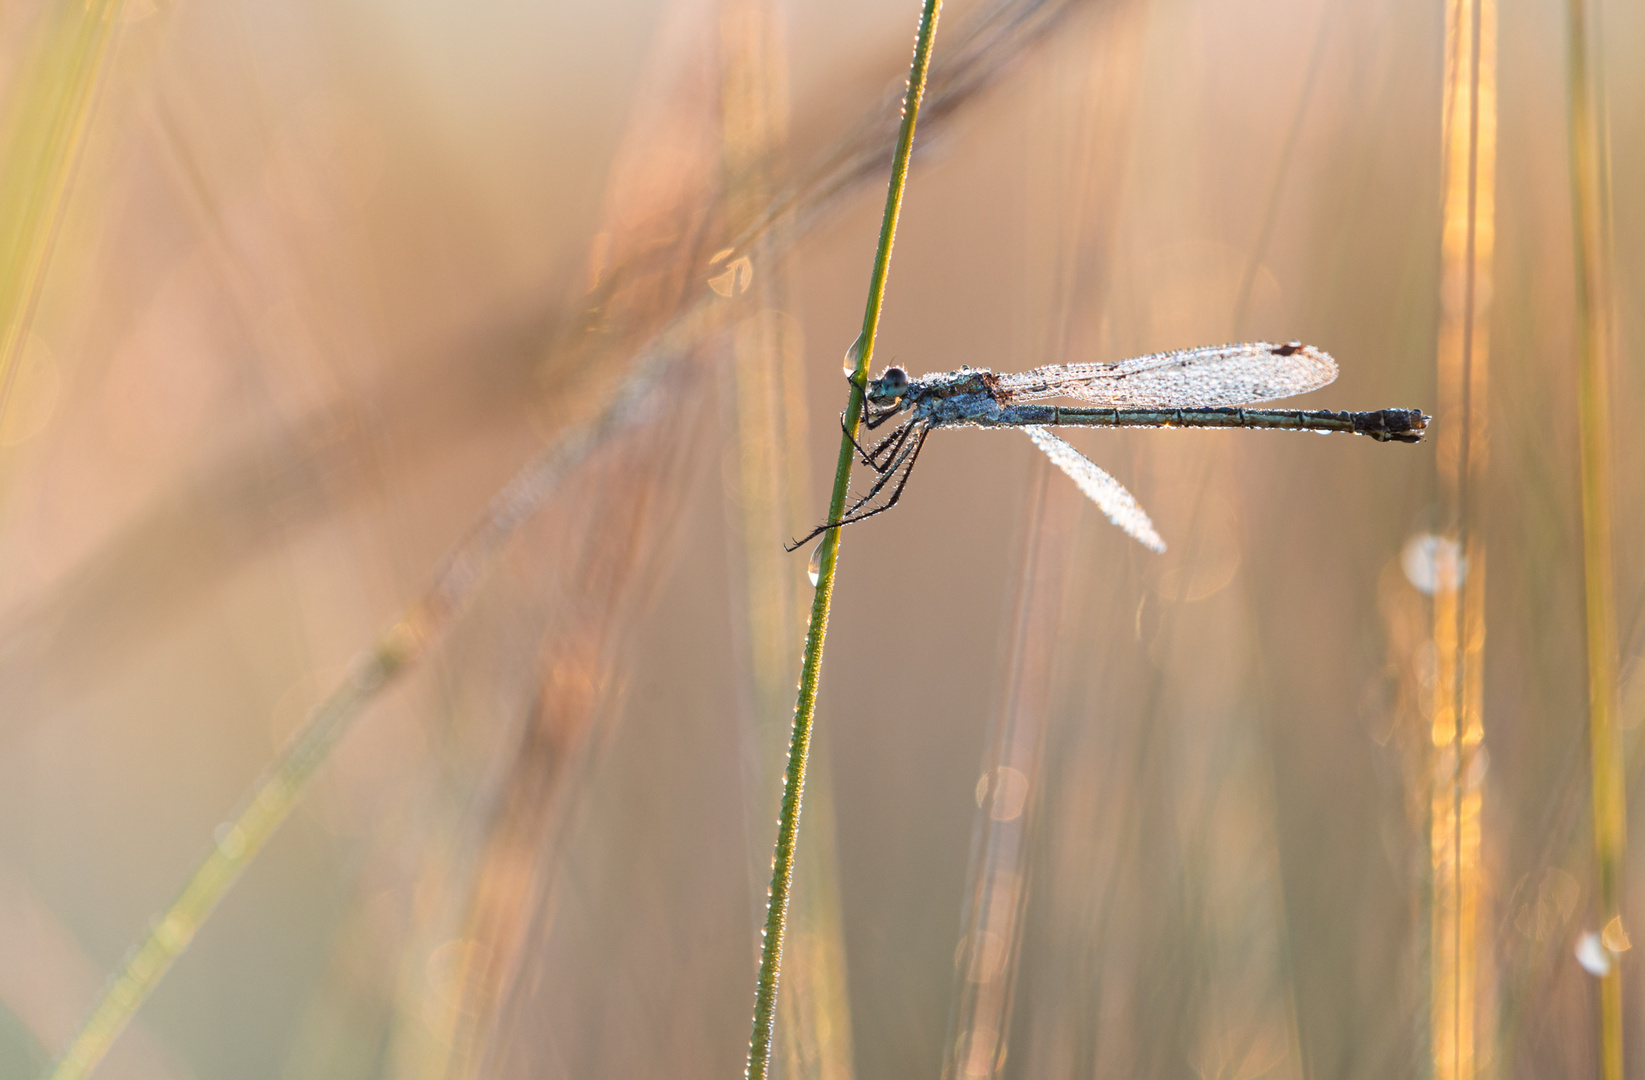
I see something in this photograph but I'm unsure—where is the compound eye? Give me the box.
[866,368,909,406]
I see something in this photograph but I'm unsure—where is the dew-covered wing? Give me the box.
[995,341,1337,408]
[1024,427,1165,553]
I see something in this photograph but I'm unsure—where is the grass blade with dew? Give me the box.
[1566,0,1626,1073]
[744,3,942,1077]
[0,1,125,450]
[1427,0,1497,1075]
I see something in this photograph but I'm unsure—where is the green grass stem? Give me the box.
[1566,0,1624,1074]
[43,621,423,1080]
[743,3,942,1077]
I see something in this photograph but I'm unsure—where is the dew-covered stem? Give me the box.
[744,2,942,1077]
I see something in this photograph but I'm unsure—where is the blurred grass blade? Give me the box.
[45,618,425,1080]
[43,344,694,1080]
[940,19,1143,1070]
[745,3,941,1078]
[0,1,125,436]
[0,0,1098,770]
[1428,0,1496,1076]
[716,0,857,1075]
[0,0,1095,748]
[431,376,704,1080]
[943,464,1064,1080]
[1566,0,1625,1074]
[423,4,739,1069]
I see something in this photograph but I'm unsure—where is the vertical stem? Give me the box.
[719,0,856,1075]
[743,3,942,1077]
[1429,0,1496,1077]
[1567,0,1625,1075]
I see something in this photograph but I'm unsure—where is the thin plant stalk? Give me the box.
[1567,0,1626,1073]
[717,0,857,1074]
[43,619,425,1080]
[743,2,942,1077]
[0,1,125,437]
[1428,0,1496,1077]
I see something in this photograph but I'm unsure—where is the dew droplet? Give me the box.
[1602,915,1632,953]
[986,766,1030,822]
[1401,532,1466,595]
[708,254,754,297]
[842,332,865,377]
[1577,931,1612,975]
[807,540,825,586]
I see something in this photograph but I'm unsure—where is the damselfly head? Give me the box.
[867,366,910,405]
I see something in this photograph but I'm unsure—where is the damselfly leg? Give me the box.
[863,402,907,431]
[786,422,931,552]
[861,416,917,472]
[840,408,914,471]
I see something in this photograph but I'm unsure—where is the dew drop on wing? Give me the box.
[807,539,824,586]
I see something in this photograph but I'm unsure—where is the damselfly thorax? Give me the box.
[788,341,1428,553]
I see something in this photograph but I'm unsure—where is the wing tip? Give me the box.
[1268,338,1337,370]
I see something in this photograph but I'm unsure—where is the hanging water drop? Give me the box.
[842,332,865,377]
[807,539,825,586]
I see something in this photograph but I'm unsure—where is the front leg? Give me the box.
[785,421,931,551]
[839,409,880,466]
[864,404,908,431]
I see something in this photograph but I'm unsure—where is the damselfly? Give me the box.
[789,341,1428,553]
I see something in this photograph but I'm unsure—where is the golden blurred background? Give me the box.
[0,0,1641,1077]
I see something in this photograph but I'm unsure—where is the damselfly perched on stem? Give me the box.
[789,341,1428,552]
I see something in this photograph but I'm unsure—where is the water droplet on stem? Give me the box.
[842,333,865,378]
